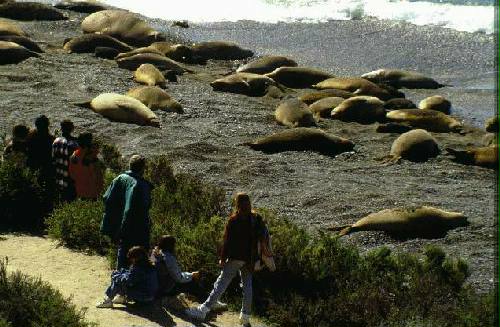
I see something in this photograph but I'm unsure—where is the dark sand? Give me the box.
[0,9,496,293]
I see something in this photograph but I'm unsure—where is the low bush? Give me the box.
[0,260,93,327]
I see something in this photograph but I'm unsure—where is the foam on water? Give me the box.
[100,0,495,34]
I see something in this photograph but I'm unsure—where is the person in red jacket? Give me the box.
[68,132,104,200]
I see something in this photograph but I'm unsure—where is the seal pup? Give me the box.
[330,96,386,124]
[126,86,183,113]
[265,66,334,89]
[0,40,39,64]
[237,56,298,75]
[386,109,462,133]
[133,63,167,88]
[418,95,451,114]
[361,69,445,89]
[275,98,317,127]
[210,72,279,97]
[386,129,440,162]
[446,146,498,169]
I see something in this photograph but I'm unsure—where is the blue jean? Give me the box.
[203,260,252,315]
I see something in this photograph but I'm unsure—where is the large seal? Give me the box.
[0,2,67,20]
[210,72,279,97]
[485,116,498,133]
[386,109,462,133]
[116,53,190,73]
[190,41,253,60]
[0,40,39,64]
[133,63,167,88]
[265,66,334,89]
[361,69,445,89]
[308,97,344,119]
[418,95,451,114]
[387,129,440,162]
[126,86,183,113]
[0,18,25,36]
[81,10,164,46]
[298,89,353,104]
[330,96,386,124]
[63,34,132,53]
[74,93,160,127]
[446,146,498,169]
[313,77,392,100]
[0,35,42,52]
[236,56,297,75]
[244,127,354,156]
[54,1,107,13]
[275,98,317,128]
[329,206,467,238]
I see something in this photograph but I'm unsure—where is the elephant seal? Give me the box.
[308,97,344,119]
[74,93,160,127]
[115,46,164,60]
[63,34,132,53]
[134,63,166,88]
[0,2,67,20]
[376,123,412,134]
[244,127,354,156]
[446,146,498,169]
[116,53,190,73]
[126,86,183,113]
[485,116,498,133]
[0,18,25,36]
[54,1,107,13]
[210,72,279,97]
[329,206,467,238]
[0,35,42,52]
[81,10,164,46]
[94,46,119,59]
[387,129,440,162]
[275,98,317,128]
[418,95,451,114]
[265,66,334,89]
[0,41,39,64]
[361,69,445,89]
[384,98,416,110]
[190,41,253,60]
[237,56,297,75]
[386,109,462,133]
[298,89,353,104]
[313,77,392,100]
[330,96,386,124]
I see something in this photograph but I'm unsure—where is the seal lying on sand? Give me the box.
[237,56,297,74]
[115,46,164,60]
[210,72,279,97]
[63,34,132,53]
[446,146,498,169]
[0,35,42,52]
[54,1,107,13]
[0,2,67,20]
[244,127,354,156]
[330,96,386,124]
[386,129,440,162]
[74,93,160,127]
[116,53,190,73]
[384,98,416,110]
[361,69,445,89]
[0,18,26,36]
[81,9,164,46]
[308,97,344,119]
[418,95,451,114]
[275,98,316,128]
[126,86,183,113]
[265,67,334,89]
[0,40,39,64]
[190,41,253,60]
[299,89,353,104]
[329,206,467,238]
[133,63,167,88]
[313,77,392,100]
[386,109,462,133]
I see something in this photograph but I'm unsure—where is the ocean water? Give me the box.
[99,0,496,34]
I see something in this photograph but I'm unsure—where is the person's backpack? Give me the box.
[253,220,276,272]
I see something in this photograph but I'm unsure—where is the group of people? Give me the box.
[2,115,104,201]
[98,155,270,327]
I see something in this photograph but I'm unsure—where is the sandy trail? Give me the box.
[0,234,262,327]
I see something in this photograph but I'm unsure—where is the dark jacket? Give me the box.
[111,265,158,302]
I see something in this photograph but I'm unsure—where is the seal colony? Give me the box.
[0,0,496,292]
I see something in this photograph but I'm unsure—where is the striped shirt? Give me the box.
[52,136,78,189]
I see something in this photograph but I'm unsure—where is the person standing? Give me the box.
[52,120,78,201]
[101,155,153,269]
[185,193,265,327]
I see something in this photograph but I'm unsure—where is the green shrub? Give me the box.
[0,260,93,327]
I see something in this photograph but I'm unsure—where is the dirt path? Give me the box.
[0,234,263,327]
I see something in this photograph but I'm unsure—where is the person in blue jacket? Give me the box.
[101,154,153,269]
[96,246,158,308]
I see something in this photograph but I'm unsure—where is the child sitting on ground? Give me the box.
[96,246,158,308]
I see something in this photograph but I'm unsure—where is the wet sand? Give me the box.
[0,9,497,294]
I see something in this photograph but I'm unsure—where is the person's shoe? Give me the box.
[185,304,209,321]
[239,312,251,327]
[112,294,127,304]
[96,297,113,308]
[211,300,228,312]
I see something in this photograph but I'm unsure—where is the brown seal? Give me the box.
[361,69,445,89]
[237,56,297,75]
[63,34,132,53]
[210,72,279,97]
[0,40,39,64]
[313,77,392,100]
[265,66,334,89]
[330,96,386,124]
[308,97,344,119]
[133,63,167,88]
[387,129,440,162]
[418,95,451,114]
[446,146,498,169]
[0,2,67,20]
[126,86,183,113]
[386,109,462,133]
[275,98,317,127]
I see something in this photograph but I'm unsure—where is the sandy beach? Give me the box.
[0,6,497,297]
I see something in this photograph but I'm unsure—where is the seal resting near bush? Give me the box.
[446,146,498,169]
[275,98,316,128]
[361,69,445,89]
[330,96,386,124]
[63,34,132,53]
[190,41,252,60]
[418,95,451,114]
[386,109,462,133]
[243,127,354,156]
[265,66,334,89]
[210,72,279,97]
[313,77,393,100]
[126,86,183,113]
[0,40,39,64]
[0,2,67,20]
[133,63,167,88]
[329,206,467,238]
[386,129,440,162]
[237,55,297,74]
[74,93,160,127]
